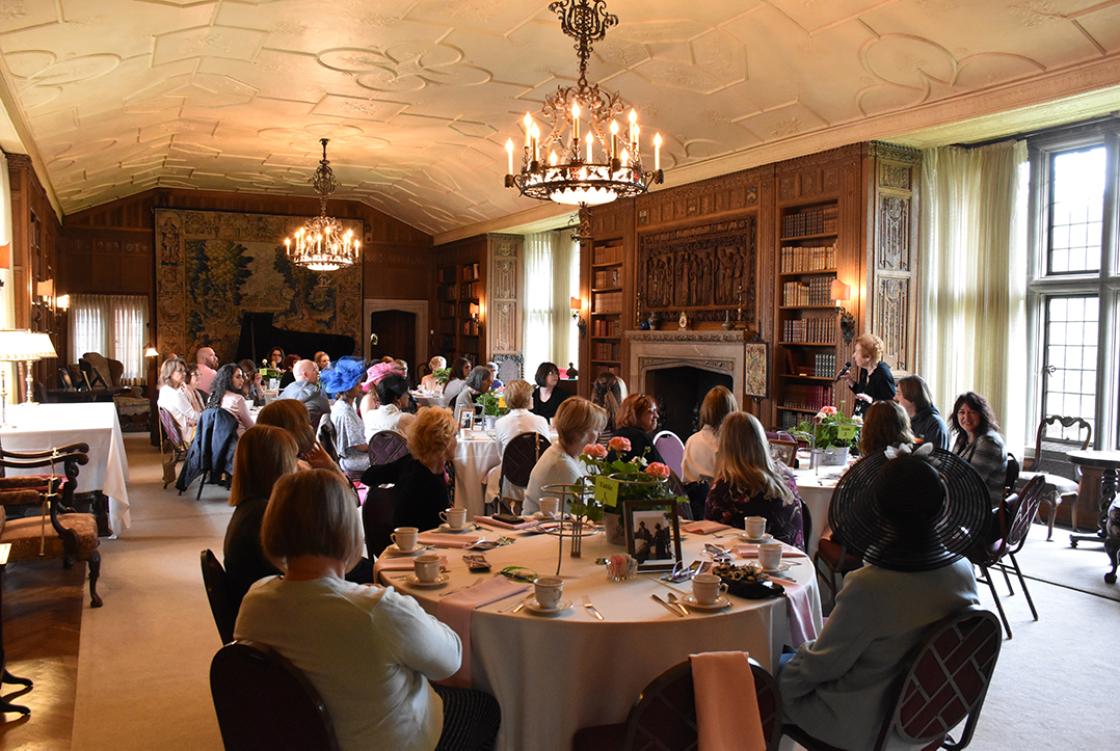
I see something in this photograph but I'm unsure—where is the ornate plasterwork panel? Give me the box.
[0,1,1118,233]
[874,275,910,372]
[487,233,521,356]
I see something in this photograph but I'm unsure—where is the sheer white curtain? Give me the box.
[919,140,1029,449]
[70,294,149,382]
[523,231,580,375]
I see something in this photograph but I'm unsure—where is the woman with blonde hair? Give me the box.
[591,371,623,437]
[222,425,299,609]
[859,400,915,456]
[681,385,738,484]
[844,332,896,417]
[362,407,458,532]
[524,397,607,515]
[256,398,337,471]
[234,469,500,751]
[705,412,805,548]
[157,356,200,445]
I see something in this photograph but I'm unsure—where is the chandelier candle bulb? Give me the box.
[654,133,662,171]
[523,113,533,148]
[572,102,581,143]
[505,139,514,175]
[585,132,593,162]
[609,120,619,159]
[550,150,559,166]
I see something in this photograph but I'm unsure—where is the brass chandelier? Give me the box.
[504,0,663,211]
[284,138,360,272]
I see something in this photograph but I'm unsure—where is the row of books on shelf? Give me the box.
[779,245,836,273]
[593,290,623,314]
[781,317,837,344]
[593,267,622,288]
[812,353,839,378]
[462,263,480,282]
[593,243,624,266]
[782,204,839,238]
[779,385,836,412]
[592,343,619,361]
[462,320,480,336]
[781,277,832,306]
[592,318,621,337]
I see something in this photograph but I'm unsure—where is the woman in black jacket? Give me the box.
[609,393,665,465]
[845,333,896,417]
[895,374,950,449]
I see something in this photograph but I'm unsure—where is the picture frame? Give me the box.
[456,407,474,431]
[623,499,683,572]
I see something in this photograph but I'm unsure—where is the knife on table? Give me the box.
[650,593,684,618]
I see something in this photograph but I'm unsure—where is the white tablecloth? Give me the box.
[452,430,501,519]
[381,528,822,750]
[1,402,131,532]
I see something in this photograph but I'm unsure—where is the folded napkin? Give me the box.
[780,581,820,647]
[690,651,767,751]
[417,532,480,548]
[734,544,809,559]
[438,577,530,687]
[681,521,731,534]
[373,555,448,578]
[475,515,538,531]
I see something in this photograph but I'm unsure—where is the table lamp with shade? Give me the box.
[0,329,57,425]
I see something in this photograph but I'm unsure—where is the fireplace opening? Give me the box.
[645,367,734,442]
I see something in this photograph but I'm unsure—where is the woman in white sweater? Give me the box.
[235,469,500,751]
[524,397,606,515]
[681,385,738,484]
[157,357,200,442]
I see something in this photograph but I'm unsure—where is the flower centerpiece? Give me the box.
[793,405,862,466]
[258,360,282,389]
[579,438,682,545]
[474,390,507,429]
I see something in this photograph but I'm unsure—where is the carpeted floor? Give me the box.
[4,436,1117,749]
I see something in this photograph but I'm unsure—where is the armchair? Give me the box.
[0,441,103,607]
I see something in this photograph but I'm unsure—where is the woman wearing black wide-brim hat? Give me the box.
[779,446,989,750]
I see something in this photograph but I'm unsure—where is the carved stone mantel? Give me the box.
[625,329,759,403]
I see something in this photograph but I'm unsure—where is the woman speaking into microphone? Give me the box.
[844,333,895,416]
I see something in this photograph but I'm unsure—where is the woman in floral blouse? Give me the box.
[705,412,805,549]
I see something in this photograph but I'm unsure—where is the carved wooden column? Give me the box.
[486,233,523,379]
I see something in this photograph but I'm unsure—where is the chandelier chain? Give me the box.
[549,0,617,89]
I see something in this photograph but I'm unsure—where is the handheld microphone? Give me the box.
[834,361,852,382]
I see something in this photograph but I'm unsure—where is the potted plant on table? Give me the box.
[793,405,862,466]
[474,390,507,430]
[579,438,683,545]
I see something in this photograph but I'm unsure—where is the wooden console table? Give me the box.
[1068,450,1120,584]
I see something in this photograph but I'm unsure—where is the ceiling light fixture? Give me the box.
[284,138,360,272]
[504,0,663,221]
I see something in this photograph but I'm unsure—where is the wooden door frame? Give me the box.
[363,298,429,364]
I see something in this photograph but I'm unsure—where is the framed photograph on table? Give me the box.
[623,499,683,572]
[455,407,474,432]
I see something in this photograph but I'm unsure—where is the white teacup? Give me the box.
[414,554,442,583]
[440,507,468,530]
[538,497,560,518]
[534,575,564,609]
[759,542,784,571]
[744,515,767,539]
[390,527,419,553]
[692,573,729,605]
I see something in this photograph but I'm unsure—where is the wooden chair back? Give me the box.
[652,430,686,477]
[362,483,398,559]
[316,415,341,464]
[210,641,339,751]
[368,430,409,467]
[1003,475,1048,558]
[1003,454,1020,499]
[501,432,551,488]
[1027,415,1092,478]
[200,549,237,644]
[158,408,185,451]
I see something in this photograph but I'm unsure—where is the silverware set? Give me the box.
[650,593,686,617]
[582,594,604,620]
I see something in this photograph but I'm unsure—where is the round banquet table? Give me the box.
[452,430,501,519]
[380,527,823,750]
[791,456,853,558]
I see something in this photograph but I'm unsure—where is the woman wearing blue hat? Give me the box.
[320,358,371,474]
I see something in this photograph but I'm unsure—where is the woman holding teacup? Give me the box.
[235,469,501,751]
[704,412,806,549]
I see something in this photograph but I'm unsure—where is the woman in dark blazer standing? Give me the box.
[845,333,895,417]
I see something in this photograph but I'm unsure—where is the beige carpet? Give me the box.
[63,437,1119,750]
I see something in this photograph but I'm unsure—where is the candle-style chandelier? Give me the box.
[504,0,664,210]
[284,138,360,272]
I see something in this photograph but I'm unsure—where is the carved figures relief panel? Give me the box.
[155,208,362,359]
[637,217,756,325]
[487,234,521,355]
[874,275,910,373]
[876,194,911,272]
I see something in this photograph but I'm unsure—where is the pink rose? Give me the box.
[608,436,632,453]
[645,462,671,479]
[819,405,838,417]
[583,443,608,459]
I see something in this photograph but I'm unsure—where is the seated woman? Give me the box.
[682,385,737,484]
[454,365,492,418]
[223,425,299,610]
[609,394,665,465]
[185,363,207,410]
[844,333,896,417]
[256,399,337,472]
[234,469,500,751]
[357,361,400,417]
[267,347,285,371]
[322,359,370,475]
[314,351,331,372]
[950,391,1009,507]
[157,357,200,443]
[529,361,568,422]
[591,371,622,441]
[207,363,255,436]
[419,355,446,393]
[859,400,915,456]
[780,453,983,750]
[485,380,550,508]
[238,358,266,405]
[278,353,302,390]
[364,373,414,440]
[524,398,606,516]
[362,407,457,532]
[705,412,805,549]
[896,374,951,450]
[440,357,473,406]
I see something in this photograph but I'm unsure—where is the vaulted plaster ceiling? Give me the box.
[0,0,1119,235]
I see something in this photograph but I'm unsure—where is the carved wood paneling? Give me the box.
[776,145,861,203]
[876,195,911,272]
[874,275,910,372]
[636,170,760,229]
[487,233,521,356]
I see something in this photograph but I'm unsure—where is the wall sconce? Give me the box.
[469,302,480,323]
[570,296,587,336]
[144,344,160,359]
[56,294,70,311]
[830,279,856,345]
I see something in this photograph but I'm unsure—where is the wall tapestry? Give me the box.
[154,209,363,361]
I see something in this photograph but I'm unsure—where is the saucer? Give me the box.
[738,532,773,544]
[385,544,425,557]
[761,562,793,574]
[406,574,450,589]
[684,594,731,611]
[523,598,572,616]
[438,523,472,534]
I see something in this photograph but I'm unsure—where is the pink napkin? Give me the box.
[734,544,808,559]
[475,516,538,531]
[681,521,731,534]
[373,555,448,578]
[775,581,818,647]
[689,651,767,751]
[437,577,529,687]
[417,532,480,548]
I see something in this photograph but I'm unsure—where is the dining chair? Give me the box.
[652,430,685,478]
[368,430,409,467]
[784,608,1002,750]
[1017,415,1091,539]
[210,640,339,751]
[200,549,236,644]
[361,483,398,559]
[157,407,189,489]
[572,656,781,750]
[498,431,551,515]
